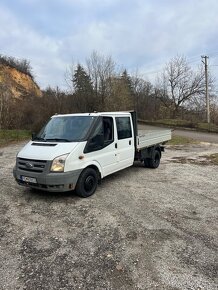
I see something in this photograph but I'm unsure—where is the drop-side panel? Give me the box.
[136,129,172,149]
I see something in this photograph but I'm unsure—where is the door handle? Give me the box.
[129,140,131,145]
[115,143,117,148]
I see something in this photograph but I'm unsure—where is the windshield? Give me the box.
[34,116,96,142]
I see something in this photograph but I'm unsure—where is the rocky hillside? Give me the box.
[0,62,41,99]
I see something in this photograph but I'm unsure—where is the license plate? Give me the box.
[21,176,37,184]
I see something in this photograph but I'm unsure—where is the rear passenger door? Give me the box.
[115,116,134,170]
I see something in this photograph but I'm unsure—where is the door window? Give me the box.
[103,117,113,144]
[84,117,114,153]
[115,117,132,140]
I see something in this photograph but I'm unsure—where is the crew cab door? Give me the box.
[84,116,117,176]
[114,115,134,169]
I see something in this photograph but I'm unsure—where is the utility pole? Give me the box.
[201,55,210,123]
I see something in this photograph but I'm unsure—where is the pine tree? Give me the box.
[119,69,134,109]
[73,64,94,112]
[121,69,133,93]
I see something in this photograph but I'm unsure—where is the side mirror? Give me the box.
[31,132,36,140]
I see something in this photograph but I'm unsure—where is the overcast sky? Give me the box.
[1,0,218,91]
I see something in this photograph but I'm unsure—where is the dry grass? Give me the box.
[0,130,30,147]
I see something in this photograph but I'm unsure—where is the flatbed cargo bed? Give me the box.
[136,129,172,150]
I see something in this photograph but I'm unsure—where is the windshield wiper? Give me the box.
[45,138,71,142]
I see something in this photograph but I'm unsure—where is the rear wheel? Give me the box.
[147,150,161,169]
[144,158,149,168]
[75,168,98,198]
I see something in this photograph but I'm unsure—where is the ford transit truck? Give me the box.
[13,111,171,197]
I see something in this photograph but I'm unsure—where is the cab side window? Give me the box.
[115,117,132,139]
[84,117,114,153]
[103,117,113,144]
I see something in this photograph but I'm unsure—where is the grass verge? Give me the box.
[0,130,31,147]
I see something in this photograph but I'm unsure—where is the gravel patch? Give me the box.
[0,141,217,289]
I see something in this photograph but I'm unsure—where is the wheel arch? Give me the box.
[80,161,102,180]
[86,164,101,180]
[140,144,162,159]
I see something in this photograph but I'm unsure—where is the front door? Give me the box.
[84,116,117,177]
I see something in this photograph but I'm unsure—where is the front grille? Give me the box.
[17,158,47,173]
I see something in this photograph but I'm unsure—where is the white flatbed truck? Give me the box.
[13,111,171,197]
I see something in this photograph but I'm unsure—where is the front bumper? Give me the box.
[13,167,82,192]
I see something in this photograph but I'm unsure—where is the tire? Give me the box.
[147,150,161,169]
[144,158,149,168]
[75,168,98,198]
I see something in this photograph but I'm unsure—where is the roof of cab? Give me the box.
[52,111,132,118]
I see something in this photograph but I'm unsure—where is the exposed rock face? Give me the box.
[0,64,42,99]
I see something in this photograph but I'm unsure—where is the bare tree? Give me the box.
[156,56,209,118]
[106,76,133,111]
[65,60,77,92]
[86,51,116,110]
[210,103,218,125]
[130,74,157,119]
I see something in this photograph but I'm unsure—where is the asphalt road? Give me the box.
[173,129,218,144]
[0,141,217,289]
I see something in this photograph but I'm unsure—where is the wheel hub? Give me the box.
[84,176,94,192]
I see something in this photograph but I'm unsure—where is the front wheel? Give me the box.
[147,150,161,169]
[75,168,98,198]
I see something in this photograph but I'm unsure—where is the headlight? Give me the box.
[50,154,69,172]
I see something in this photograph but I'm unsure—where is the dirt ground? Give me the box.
[0,141,217,290]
